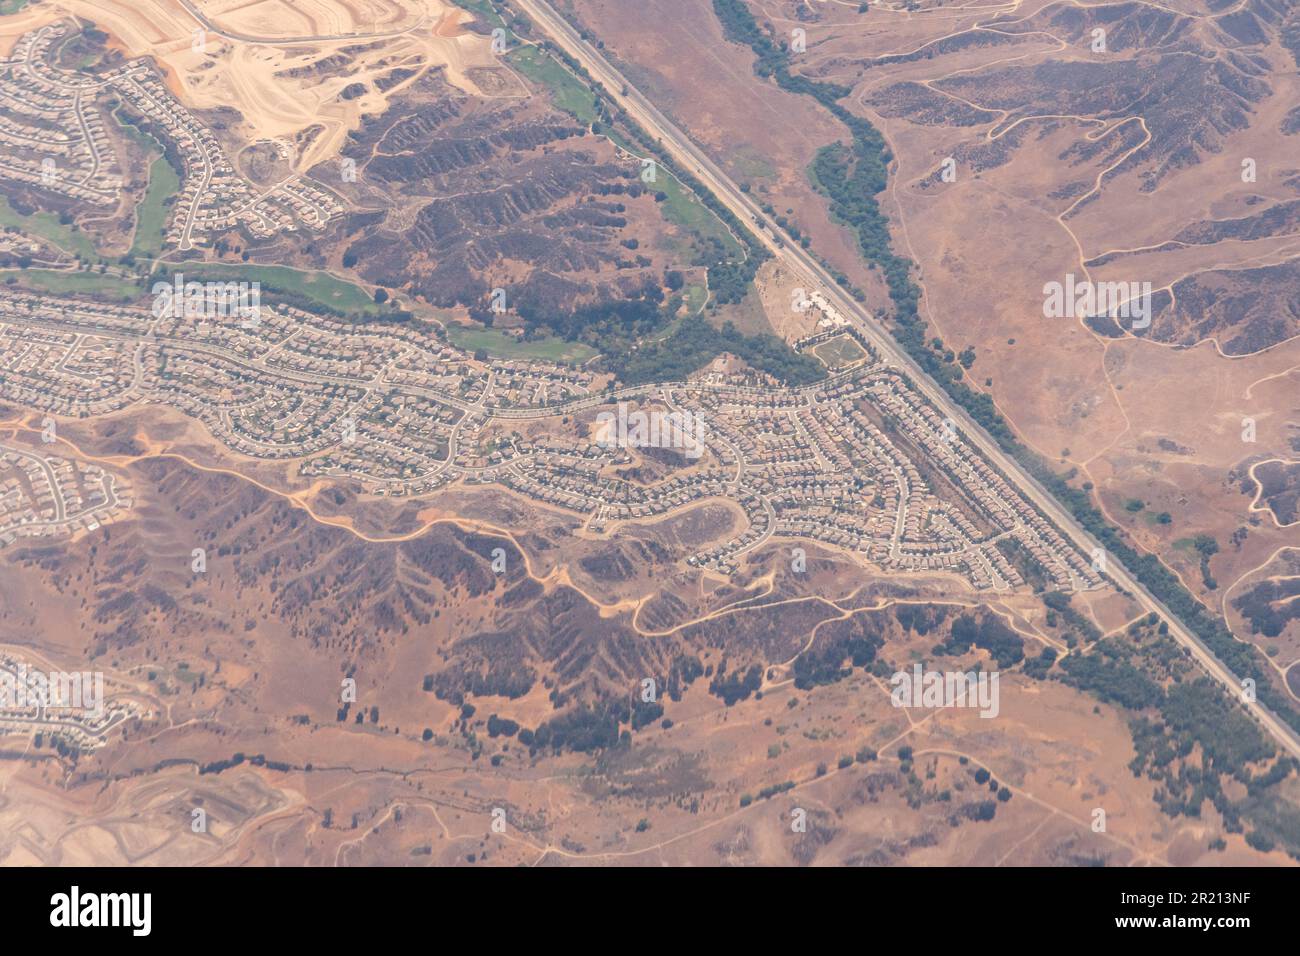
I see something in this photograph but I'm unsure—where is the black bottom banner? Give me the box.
[0,864,1286,942]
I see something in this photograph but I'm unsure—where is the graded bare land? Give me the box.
[20,0,490,170]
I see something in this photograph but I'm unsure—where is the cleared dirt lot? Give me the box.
[21,0,492,169]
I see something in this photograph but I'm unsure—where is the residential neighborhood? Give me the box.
[0,22,344,249]
[0,284,1100,595]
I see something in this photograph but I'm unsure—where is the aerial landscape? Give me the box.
[0,0,1297,872]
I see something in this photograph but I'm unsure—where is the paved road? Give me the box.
[511,0,1300,760]
[177,0,429,45]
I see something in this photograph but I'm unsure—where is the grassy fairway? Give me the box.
[508,45,598,124]
[112,110,180,259]
[452,0,506,29]
[0,196,103,262]
[0,268,142,302]
[652,168,741,254]
[130,155,181,259]
[448,325,597,364]
[155,264,381,316]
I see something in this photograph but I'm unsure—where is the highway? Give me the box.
[510,0,1300,760]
